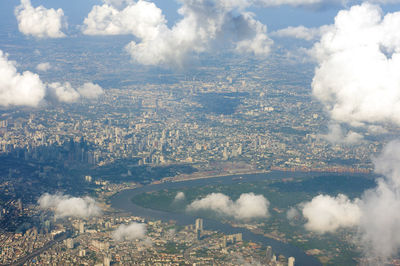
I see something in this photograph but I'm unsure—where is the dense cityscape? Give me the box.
[3,0,400,265]
[0,57,386,265]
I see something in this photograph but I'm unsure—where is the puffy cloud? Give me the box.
[15,0,66,38]
[36,62,51,72]
[174,192,185,201]
[48,82,81,103]
[38,193,102,218]
[358,140,400,259]
[83,0,272,66]
[318,123,364,144]
[187,192,270,220]
[112,222,147,241]
[48,82,104,103]
[82,1,166,37]
[103,0,133,9]
[300,141,400,260]
[286,207,300,221]
[0,50,101,107]
[312,3,400,128]
[0,50,46,107]
[302,194,361,233]
[77,82,104,100]
[271,25,332,41]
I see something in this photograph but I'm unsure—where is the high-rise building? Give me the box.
[195,218,203,240]
[288,257,295,266]
[195,218,203,232]
[266,246,273,261]
[17,199,22,212]
[79,249,86,257]
[103,255,111,266]
[79,221,85,234]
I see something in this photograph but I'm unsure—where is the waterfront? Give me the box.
[110,171,346,266]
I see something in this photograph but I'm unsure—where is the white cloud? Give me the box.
[174,192,185,201]
[312,3,400,128]
[0,50,46,107]
[36,62,51,72]
[48,82,81,103]
[48,82,104,103]
[367,125,388,135]
[15,0,66,38]
[77,82,104,99]
[103,0,134,9]
[83,0,272,66]
[0,50,102,107]
[38,193,102,218]
[356,141,400,259]
[112,222,147,241]
[286,207,300,221]
[300,141,400,260]
[187,192,270,220]
[318,123,364,144]
[302,194,361,233]
[82,1,165,38]
[356,141,400,260]
[271,25,332,41]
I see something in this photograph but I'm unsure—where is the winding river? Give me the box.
[110,171,326,266]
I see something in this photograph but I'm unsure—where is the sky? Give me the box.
[2,0,400,31]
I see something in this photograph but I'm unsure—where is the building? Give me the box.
[288,256,295,266]
[266,246,273,261]
[223,233,243,246]
[17,199,23,212]
[79,221,85,234]
[195,218,203,232]
[103,255,111,266]
[195,218,203,240]
[65,238,74,249]
[79,249,86,257]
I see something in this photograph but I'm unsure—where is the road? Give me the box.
[7,231,71,266]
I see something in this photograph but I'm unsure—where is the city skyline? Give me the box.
[2,0,400,265]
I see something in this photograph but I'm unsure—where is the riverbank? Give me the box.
[109,171,333,266]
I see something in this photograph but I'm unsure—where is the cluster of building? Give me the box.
[0,41,392,265]
[0,206,296,266]
[0,76,380,174]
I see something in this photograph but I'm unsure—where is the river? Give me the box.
[110,171,334,266]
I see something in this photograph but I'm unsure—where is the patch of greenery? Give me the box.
[90,160,197,184]
[131,174,375,265]
[161,241,187,254]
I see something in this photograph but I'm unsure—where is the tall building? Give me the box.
[79,221,85,234]
[266,246,273,261]
[103,255,111,266]
[17,199,22,212]
[195,218,203,232]
[288,257,295,266]
[85,175,92,182]
[195,218,203,240]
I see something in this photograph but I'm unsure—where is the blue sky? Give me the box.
[1,0,400,33]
